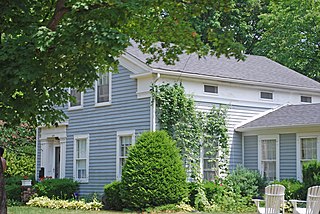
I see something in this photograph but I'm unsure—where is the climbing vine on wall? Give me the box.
[151,82,229,210]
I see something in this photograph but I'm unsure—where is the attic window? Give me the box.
[204,85,218,94]
[301,96,312,103]
[260,92,273,100]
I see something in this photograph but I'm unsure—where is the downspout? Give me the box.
[151,73,161,131]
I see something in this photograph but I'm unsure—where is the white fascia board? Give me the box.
[151,68,320,94]
[37,121,69,128]
[119,54,152,75]
[234,104,288,131]
[237,124,320,133]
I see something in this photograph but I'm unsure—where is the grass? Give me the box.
[8,206,124,214]
[8,206,257,214]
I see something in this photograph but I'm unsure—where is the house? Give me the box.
[36,44,320,195]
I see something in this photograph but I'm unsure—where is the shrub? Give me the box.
[5,175,24,202]
[272,179,303,200]
[302,160,320,187]
[33,178,79,199]
[121,131,188,210]
[103,181,123,210]
[225,165,266,198]
[26,196,103,210]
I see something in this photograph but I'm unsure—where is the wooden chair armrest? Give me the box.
[252,199,264,208]
[289,199,306,208]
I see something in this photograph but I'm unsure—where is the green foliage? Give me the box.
[0,0,248,127]
[121,131,188,210]
[192,0,270,55]
[225,165,266,198]
[254,0,320,82]
[5,176,24,202]
[0,123,36,177]
[302,160,320,198]
[272,179,303,200]
[26,196,102,210]
[33,179,79,200]
[103,181,123,211]
[151,83,229,211]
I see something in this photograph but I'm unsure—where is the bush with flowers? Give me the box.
[26,196,103,210]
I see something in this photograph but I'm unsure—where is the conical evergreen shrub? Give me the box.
[121,131,187,209]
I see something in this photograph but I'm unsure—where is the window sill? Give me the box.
[68,106,84,111]
[94,102,112,107]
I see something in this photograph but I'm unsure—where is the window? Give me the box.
[258,135,279,181]
[260,91,273,100]
[204,85,218,94]
[116,131,135,180]
[95,72,112,105]
[74,135,89,182]
[69,89,83,109]
[301,96,312,103]
[202,146,218,181]
[301,138,317,161]
[297,134,320,180]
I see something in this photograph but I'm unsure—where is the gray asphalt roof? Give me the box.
[236,103,320,130]
[126,45,320,90]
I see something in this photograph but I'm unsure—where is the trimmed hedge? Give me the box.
[121,131,188,209]
[103,181,123,210]
[33,178,79,199]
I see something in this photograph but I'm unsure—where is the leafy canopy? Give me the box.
[254,0,320,81]
[0,0,249,127]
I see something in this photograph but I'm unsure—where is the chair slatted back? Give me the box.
[264,184,285,214]
[306,186,320,214]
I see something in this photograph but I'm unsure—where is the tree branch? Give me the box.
[47,0,70,31]
[47,0,113,31]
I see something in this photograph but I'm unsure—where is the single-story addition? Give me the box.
[236,103,320,181]
[35,44,320,195]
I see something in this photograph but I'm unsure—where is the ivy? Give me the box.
[151,82,229,211]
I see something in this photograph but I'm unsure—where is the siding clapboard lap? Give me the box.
[63,66,150,194]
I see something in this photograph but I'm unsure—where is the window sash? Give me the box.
[118,135,133,179]
[75,138,88,181]
[260,139,277,180]
[301,138,317,160]
[97,73,110,103]
[70,89,81,107]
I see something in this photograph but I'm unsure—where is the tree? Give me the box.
[254,0,320,82]
[1,0,250,127]
[191,0,270,55]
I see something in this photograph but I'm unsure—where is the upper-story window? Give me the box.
[260,91,273,100]
[204,85,218,94]
[95,72,112,106]
[301,96,312,103]
[69,89,83,109]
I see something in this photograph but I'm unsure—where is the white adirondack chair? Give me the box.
[253,184,286,214]
[290,186,320,214]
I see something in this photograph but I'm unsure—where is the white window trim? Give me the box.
[68,88,84,110]
[203,84,219,95]
[296,133,320,181]
[258,135,280,180]
[95,72,112,107]
[73,134,90,183]
[116,130,135,181]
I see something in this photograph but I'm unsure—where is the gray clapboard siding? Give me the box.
[197,102,268,170]
[64,66,151,194]
[243,135,258,170]
[279,133,296,179]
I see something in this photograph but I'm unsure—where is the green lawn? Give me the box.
[8,206,257,214]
